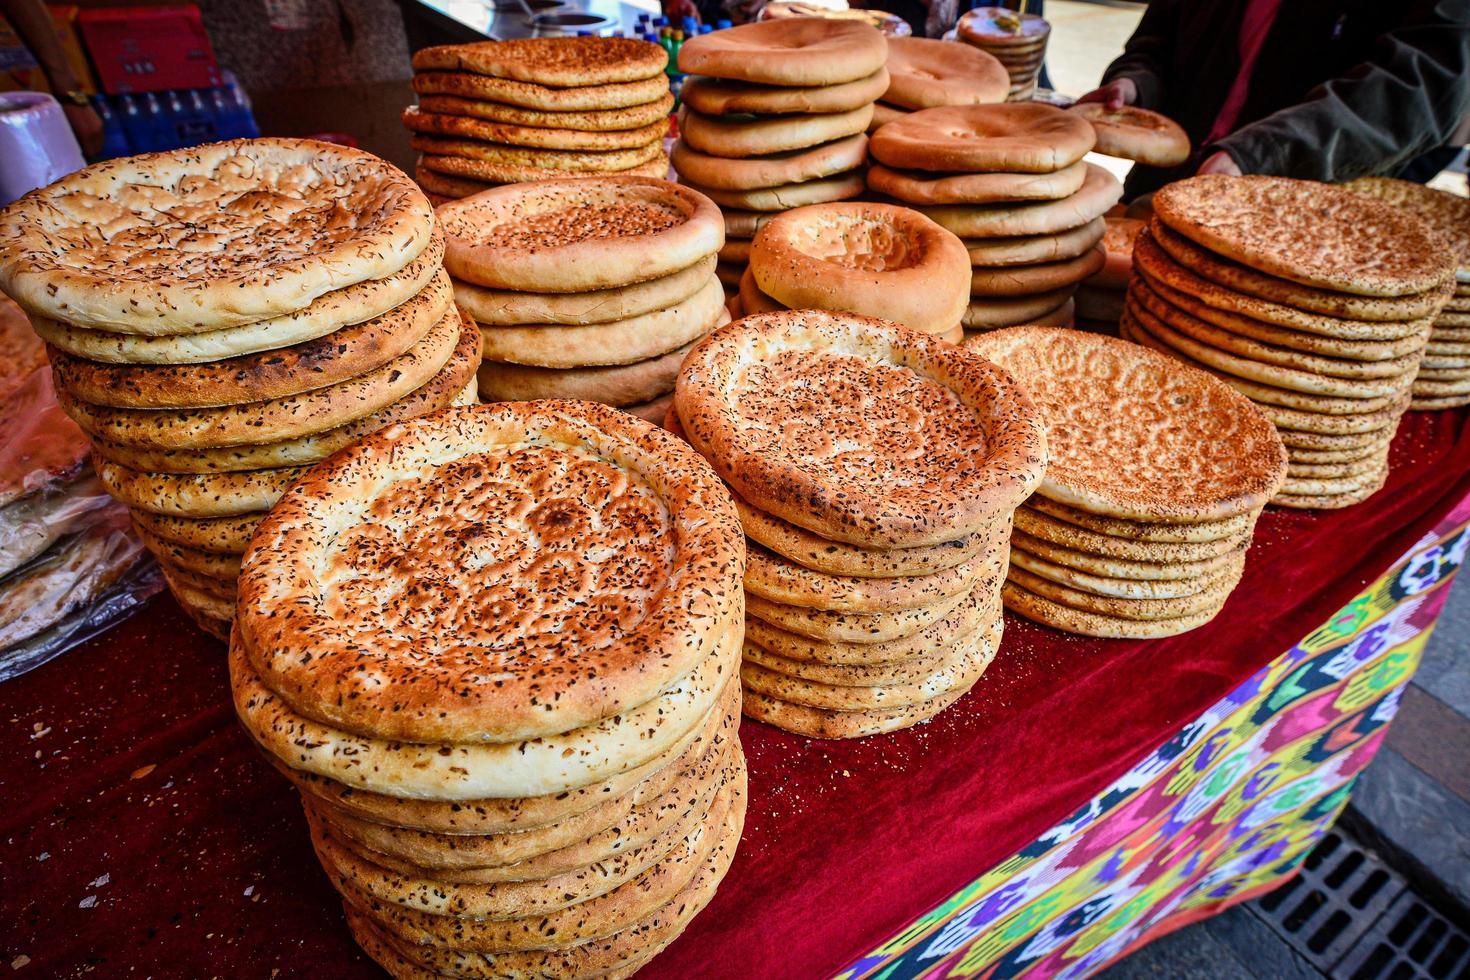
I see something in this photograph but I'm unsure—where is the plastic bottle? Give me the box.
[93,96,131,159]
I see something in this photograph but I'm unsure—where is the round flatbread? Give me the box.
[921,163,1123,238]
[419,150,669,185]
[1008,562,1240,622]
[675,309,1047,548]
[1026,494,1255,543]
[1132,231,1433,341]
[750,202,971,334]
[1014,505,1248,564]
[439,176,723,292]
[28,228,446,365]
[676,19,888,87]
[413,71,670,112]
[686,170,867,211]
[1129,279,1423,380]
[236,400,744,750]
[680,68,889,117]
[91,333,480,474]
[730,488,989,579]
[456,254,717,326]
[402,106,667,151]
[1067,104,1188,167]
[971,245,1104,296]
[47,271,452,409]
[1149,218,1449,322]
[410,134,664,172]
[413,37,666,85]
[478,277,728,367]
[671,134,867,191]
[679,105,872,158]
[0,139,434,334]
[1153,174,1456,297]
[744,539,997,613]
[478,338,696,406]
[962,217,1105,267]
[868,158,1088,205]
[965,326,1286,521]
[1002,579,1225,638]
[870,103,1093,174]
[1342,176,1470,277]
[59,307,461,450]
[883,37,1008,110]
[1132,271,1430,362]
[415,92,674,132]
[962,288,1074,329]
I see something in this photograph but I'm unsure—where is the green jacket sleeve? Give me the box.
[1213,1,1470,180]
[1099,0,1182,109]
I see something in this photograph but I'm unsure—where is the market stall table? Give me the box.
[4,408,1469,979]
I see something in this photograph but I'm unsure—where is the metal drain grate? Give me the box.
[1249,830,1470,979]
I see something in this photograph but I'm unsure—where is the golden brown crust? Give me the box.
[680,68,889,116]
[412,37,668,86]
[961,217,1105,268]
[870,103,1094,174]
[683,170,866,212]
[868,158,1088,206]
[671,134,868,191]
[455,254,717,326]
[1149,218,1450,322]
[679,105,872,158]
[0,139,434,333]
[1153,175,1456,298]
[477,339,695,406]
[409,134,664,171]
[1067,104,1189,167]
[965,326,1287,521]
[750,202,972,334]
[439,177,724,292]
[970,244,1104,296]
[883,37,1008,110]
[47,271,452,409]
[412,72,670,112]
[674,309,1048,547]
[402,107,668,151]
[91,330,481,474]
[677,20,888,88]
[27,228,447,365]
[1343,176,1470,275]
[236,401,746,745]
[419,150,670,186]
[56,306,462,449]
[415,92,674,131]
[920,163,1123,238]
[957,7,1050,45]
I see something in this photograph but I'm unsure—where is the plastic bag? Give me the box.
[0,304,161,681]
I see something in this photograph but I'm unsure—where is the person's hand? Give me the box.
[1197,151,1242,176]
[1075,77,1137,110]
[61,101,104,158]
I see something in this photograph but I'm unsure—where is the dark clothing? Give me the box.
[1101,0,1470,197]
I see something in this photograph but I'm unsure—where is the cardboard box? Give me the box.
[79,4,220,94]
[0,5,97,95]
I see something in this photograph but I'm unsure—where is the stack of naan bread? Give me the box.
[1075,216,1145,329]
[1121,176,1455,509]
[407,38,673,203]
[671,310,1047,738]
[955,7,1051,102]
[1342,177,1470,410]
[0,139,482,640]
[869,37,1008,132]
[868,104,1122,336]
[231,402,747,978]
[674,19,888,297]
[741,201,971,339]
[443,176,728,422]
[968,328,1286,638]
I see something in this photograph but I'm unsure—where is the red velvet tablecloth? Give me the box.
[4,409,1468,979]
